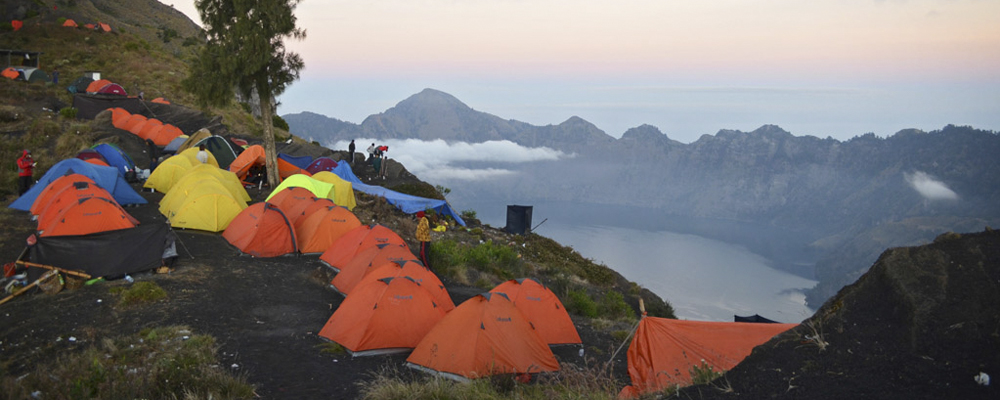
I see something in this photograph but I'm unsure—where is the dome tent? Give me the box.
[406,292,559,380]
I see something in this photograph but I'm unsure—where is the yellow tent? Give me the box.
[311,171,357,210]
[172,164,250,203]
[144,154,195,193]
[265,174,334,203]
[177,128,212,153]
[161,180,246,232]
[177,146,219,168]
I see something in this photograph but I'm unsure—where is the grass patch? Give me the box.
[359,362,623,400]
[316,342,347,356]
[565,289,598,318]
[431,239,526,284]
[0,326,254,399]
[109,281,167,308]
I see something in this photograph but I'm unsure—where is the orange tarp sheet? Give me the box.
[622,317,797,395]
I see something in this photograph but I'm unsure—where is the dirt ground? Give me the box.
[0,182,620,399]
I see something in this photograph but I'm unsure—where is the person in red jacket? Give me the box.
[16,149,36,195]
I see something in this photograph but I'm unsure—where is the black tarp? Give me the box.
[72,93,144,119]
[28,223,172,279]
[734,314,780,324]
[504,205,533,235]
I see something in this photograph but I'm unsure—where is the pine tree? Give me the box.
[183,0,305,188]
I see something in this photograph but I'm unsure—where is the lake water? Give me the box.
[462,200,818,323]
[540,222,817,323]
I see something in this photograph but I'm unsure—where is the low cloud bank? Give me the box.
[905,171,959,201]
[327,138,569,182]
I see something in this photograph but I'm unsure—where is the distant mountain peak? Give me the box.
[396,88,470,111]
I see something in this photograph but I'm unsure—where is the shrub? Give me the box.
[461,209,477,220]
[59,107,78,119]
[690,360,724,385]
[272,114,289,131]
[598,291,635,322]
[566,289,598,318]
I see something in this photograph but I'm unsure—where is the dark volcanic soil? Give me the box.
[0,184,615,399]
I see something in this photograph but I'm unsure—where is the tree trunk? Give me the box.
[258,82,280,189]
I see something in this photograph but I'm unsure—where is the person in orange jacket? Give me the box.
[16,149,36,196]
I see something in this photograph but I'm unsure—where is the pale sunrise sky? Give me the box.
[171,0,1000,143]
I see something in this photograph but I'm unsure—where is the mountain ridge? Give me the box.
[283,90,1000,307]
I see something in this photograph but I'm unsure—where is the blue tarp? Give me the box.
[92,143,136,175]
[278,153,313,170]
[9,158,148,211]
[331,163,465,226]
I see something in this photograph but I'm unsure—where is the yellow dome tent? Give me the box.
[265,174,334,203]
[161,179,246,232]
[311,171,357,210]
[144,154,195,193]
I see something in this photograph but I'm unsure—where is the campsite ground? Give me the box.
[0,182,621,399]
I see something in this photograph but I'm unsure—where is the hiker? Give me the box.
[146,139,160,170]
[51,68,58,84]
[372,153,382,179]
[196,144,209,164]
[16,149,36,196]
[415,210,432,270]
[348,139,356,164]
[366,143,376,163]
[379,153,388,179]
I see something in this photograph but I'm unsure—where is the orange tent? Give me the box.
[35,183,128,228]
[121,114,147,132]
[490,278,581,346]
[30,174,98,216]
[331,244,421,295]
[292,198,337,232]
[151,97,170,104]
[621,317,797,396]
[277,157,311,179]
[296,205,361,254]
[84,23,95,30]
[319,225,408,272]
[2,67,20,80]
[86,79,112,93]
[12,20,23,31]
[222,202,297,257]
[110,107,131,129]
[268,186,319,225]
[148,124,183,146]
[98,22,111,32]
[406,292,560,380]
[62,19,78,27]
[229,144,265,180]
[359,261,455,312]
[134,118,163,138]
[318,276,448,356]
[84,158,110,167]
[37,197,137,237]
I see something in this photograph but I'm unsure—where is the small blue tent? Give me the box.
[9,158,147,211]
[331,163,465,226]
[278,153,313,170]
[92,143,136,175]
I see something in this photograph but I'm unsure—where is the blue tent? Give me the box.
[9,158,148,211]
[92,143,136,175]
[278,153,313,170]
[331,163,465,226]
[306,157,338,174]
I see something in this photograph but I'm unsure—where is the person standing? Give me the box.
[366,143,375,163]
[348,139,356,165]
[16,149,36,196]
[146,139,160,170]
[51,68,59,84]
[415,210,432,270]
[196,144,209,164]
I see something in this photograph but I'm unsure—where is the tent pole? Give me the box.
[174,232,195,259]
[607,318,641,367]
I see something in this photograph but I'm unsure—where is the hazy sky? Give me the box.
[172,0,1000,143]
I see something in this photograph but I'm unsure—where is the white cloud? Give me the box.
[327,138,568,183]
[905,171,959,201]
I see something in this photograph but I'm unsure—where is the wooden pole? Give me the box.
[0,270,58,306]
[15,260,92,279]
